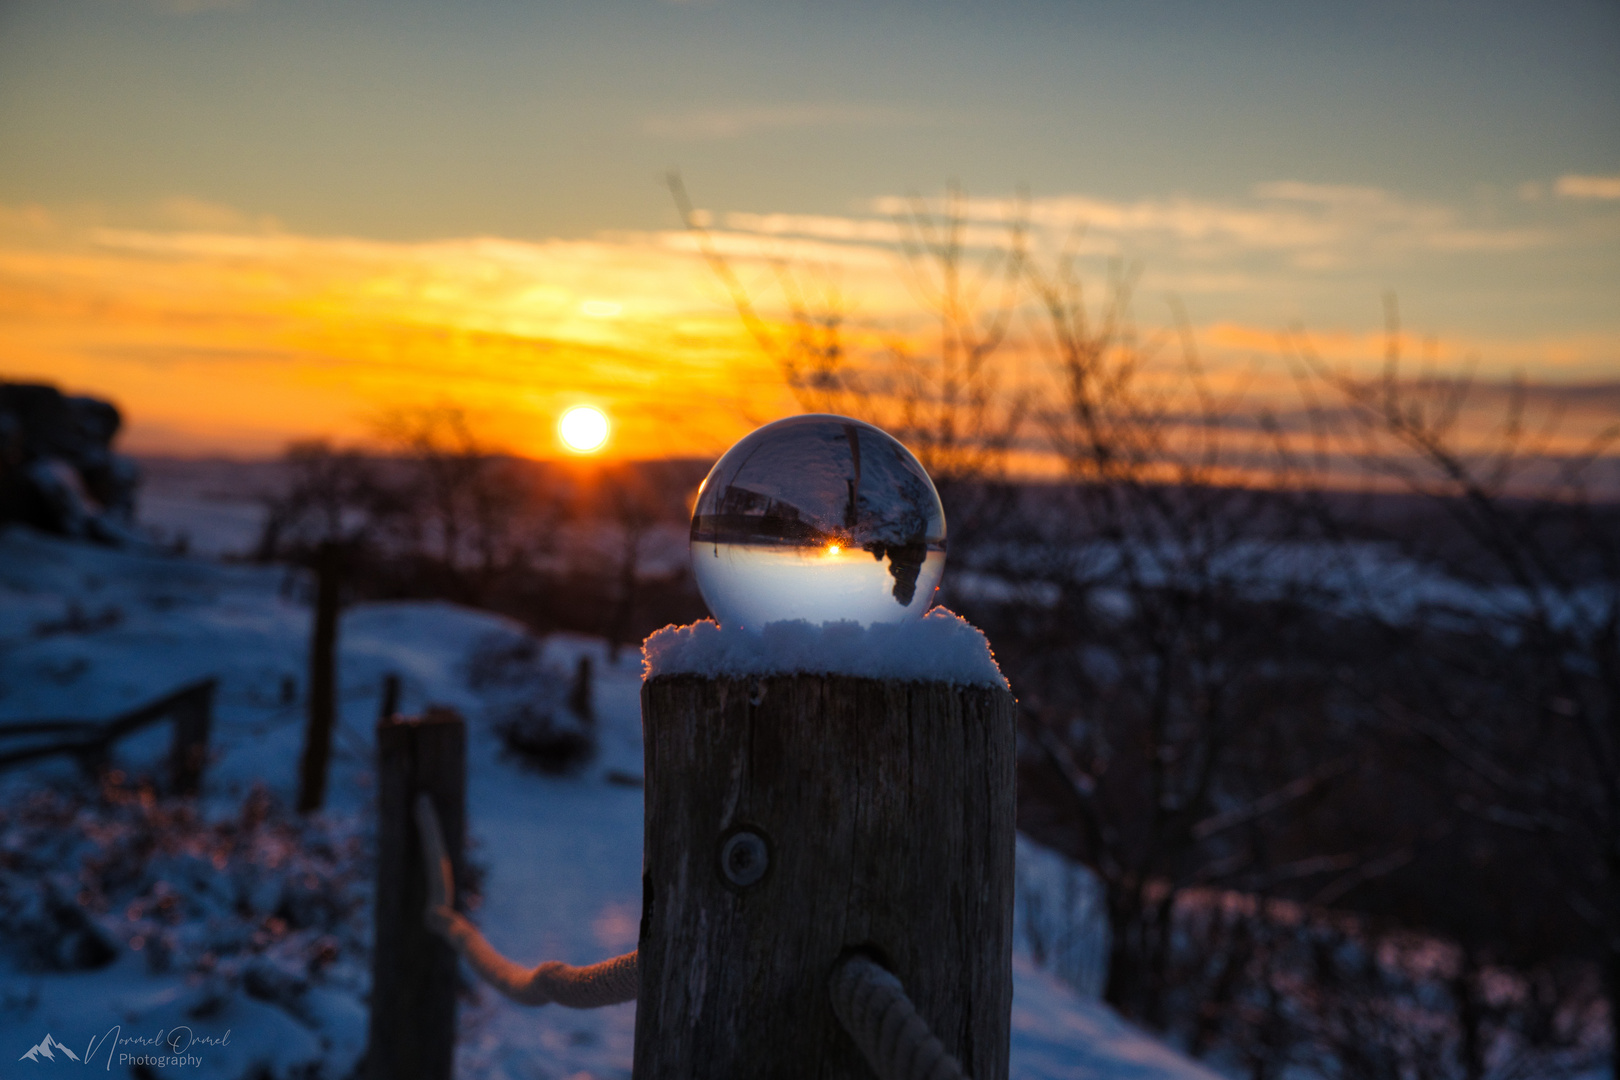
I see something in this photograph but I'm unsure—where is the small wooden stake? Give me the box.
[636,674,1017,1080]
[167,679,214,796]
[378,672,402,723]
[569,655,595,726]
[298,540,342,813]
[369,707,467,1080]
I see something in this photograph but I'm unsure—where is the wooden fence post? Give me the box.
[378,672,402,723]
[568,656,594,726]
[298,540,342,813]
[369,707,466,1080]
[0,678,218,786]
[635,673,1017,1079]
[167,679,214,796]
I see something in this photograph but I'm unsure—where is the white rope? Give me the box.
[416,794,970,1055]
[828,953,968,1080]
[414,794,638,1008]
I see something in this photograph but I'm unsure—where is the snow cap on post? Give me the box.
[640,607,1008,688]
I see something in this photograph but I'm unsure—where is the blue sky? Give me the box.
[3,0,1615,238]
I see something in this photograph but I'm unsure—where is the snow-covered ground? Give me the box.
[0,526,1222,1080]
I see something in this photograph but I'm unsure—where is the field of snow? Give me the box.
[0,526,1223,1080]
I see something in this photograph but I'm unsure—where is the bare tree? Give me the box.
[668,177,1030,548]
[675,177,1378,1036]
[1296,299,1620,1078]
[373,403,541,579]
[254,439,397,560]
[599,462,662,659]
[882,186,1030,496]
[669,174,854,416]
[257,405,567,614]
[998,255,1381,1025]
[671,177,1616,1075]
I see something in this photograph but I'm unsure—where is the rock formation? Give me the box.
[0,382,140,543]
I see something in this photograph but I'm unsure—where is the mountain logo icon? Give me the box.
[18,1034,80,1063]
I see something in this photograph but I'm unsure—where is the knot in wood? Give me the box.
[719,827,770,888]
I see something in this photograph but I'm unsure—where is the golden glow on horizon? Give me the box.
[826,542,842,555]
[0,205,1614,464]
[559,405,610,453]
[0,213,809,458]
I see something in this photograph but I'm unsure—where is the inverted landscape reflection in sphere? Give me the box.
[690,415,947,629]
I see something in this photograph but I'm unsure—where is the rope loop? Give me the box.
[828,953,967,1080]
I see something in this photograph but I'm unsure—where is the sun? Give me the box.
[559,405,609,453]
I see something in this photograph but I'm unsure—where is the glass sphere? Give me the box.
[690,414,947,630]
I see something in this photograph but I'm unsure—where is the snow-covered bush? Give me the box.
[465,631,595,775]
[0,774,374,1071]
[1163,888,1609,1080]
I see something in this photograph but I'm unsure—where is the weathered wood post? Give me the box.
[298,539,343,813]
[635,669,1017,1079]
[369,706,467,1080]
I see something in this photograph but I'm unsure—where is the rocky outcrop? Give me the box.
[0,382,140,543]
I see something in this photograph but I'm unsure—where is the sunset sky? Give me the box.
[1,0,1616,461]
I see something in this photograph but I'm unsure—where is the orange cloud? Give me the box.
[1555,174,1620,200]
[2,201,1614,473]
[0,216,799,458]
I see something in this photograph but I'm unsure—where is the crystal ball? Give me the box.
[690,414,947,629]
